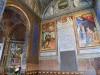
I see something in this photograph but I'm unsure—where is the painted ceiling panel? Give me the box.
[20,0,95,19]
[20,0,53,16]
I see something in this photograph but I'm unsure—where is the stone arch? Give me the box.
[0,0,32,71]
[6,2,31,32]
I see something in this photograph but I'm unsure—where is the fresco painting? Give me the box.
[41,21,56,51]
[75,11,100,48]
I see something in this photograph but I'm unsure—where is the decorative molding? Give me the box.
[42,0,93,20]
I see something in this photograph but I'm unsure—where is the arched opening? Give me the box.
[1,6,29,74]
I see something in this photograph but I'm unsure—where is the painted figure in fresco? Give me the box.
[73,0,90,8]
[42,25,47,48]
[42,22,55,49]
[45,32,51,48]
[76,13,98,47]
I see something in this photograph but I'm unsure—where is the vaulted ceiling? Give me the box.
[20,0,53,16]
[21,0,95,19]
[37,0,53,12]
[0,0,54,40]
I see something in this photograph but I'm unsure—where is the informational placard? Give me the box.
[57,16,76,51]
[0,43,4,61]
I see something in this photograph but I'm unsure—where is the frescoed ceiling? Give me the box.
[20,0,53,17]
[20,0,95,19]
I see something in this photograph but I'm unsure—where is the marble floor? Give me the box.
[78,57,100,75]
[78,58,96,75]
[26,56,100,75]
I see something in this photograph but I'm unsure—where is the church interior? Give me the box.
[0,0,100,75]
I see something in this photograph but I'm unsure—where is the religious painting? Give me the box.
[73,0,92,8]
[0,0,7,16]
[57,15,76,51]
[41,21,56,51]
[74,10,100,48]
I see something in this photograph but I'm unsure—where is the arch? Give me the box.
[0,0,32,71]
[6,4,31,32]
